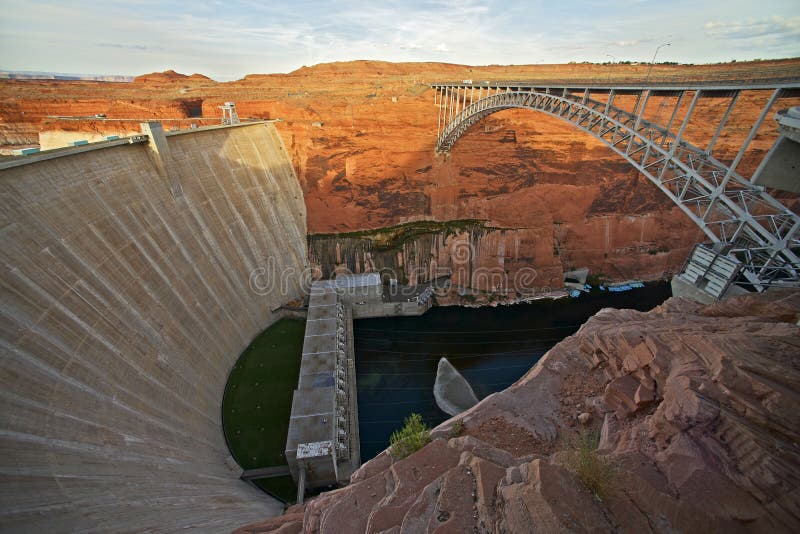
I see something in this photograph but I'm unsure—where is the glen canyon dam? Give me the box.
[1,6,800,533]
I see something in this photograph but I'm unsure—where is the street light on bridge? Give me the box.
[645,42,671,84]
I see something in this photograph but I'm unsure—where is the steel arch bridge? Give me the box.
[432,81,800,294]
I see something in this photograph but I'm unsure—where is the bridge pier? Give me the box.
[752,107,800,193]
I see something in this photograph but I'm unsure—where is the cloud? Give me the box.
[1,0,798,79]
[97,42,150,51]
[704,16,800,40]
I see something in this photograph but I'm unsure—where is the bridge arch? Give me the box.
[433,84,800,291]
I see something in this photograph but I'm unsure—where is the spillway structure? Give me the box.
[0,120,308,531]
[284,271,438,500]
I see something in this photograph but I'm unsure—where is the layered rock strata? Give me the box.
[239,290,800,533]
[309,222,565,298]
[3,60,798,291]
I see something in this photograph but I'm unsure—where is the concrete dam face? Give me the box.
[0,123,308,531]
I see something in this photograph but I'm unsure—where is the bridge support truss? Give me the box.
[432,81,800,294]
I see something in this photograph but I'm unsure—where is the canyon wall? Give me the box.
[0,122,307,531]
[5,60,794,288]
[308,202,700,299]
[272,80,794,288]
[309,223,564,296]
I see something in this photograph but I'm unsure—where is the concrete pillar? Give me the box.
[752,107,800,193]
[140,121,182,197]
[140,121,170,174]
[296,463,306,504]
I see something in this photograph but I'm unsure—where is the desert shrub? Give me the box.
[586,273,606,286]
[448,420,465,438]
[390,413,431,459]
[565,430,615,501]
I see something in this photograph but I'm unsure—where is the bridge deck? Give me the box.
[431,80,800,91]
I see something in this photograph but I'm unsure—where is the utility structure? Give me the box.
[219,101,240,125]
[431,80,800,299]
[285,279,361,503]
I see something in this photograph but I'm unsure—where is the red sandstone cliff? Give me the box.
[2,60,798,288]
[238,290,800,533]
[132,70,214,84]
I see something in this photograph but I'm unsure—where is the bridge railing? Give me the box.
[432,69,800,89]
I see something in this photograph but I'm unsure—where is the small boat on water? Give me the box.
[571,282,644,296]
[607,282,645,292]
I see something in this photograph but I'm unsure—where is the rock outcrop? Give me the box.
[239,290,800,533]
[133,70,215,84]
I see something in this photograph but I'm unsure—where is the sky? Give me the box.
[0,0,798,81]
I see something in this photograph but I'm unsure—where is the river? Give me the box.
[354,282,672,461]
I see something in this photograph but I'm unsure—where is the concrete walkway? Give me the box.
[241,466,291,481]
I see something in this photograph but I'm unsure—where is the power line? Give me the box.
[357,361,533,376]
[360,414,447,425]
[355,324,584,335]
[355,337,566,345]
[358,398,433,407]
[356,344,553,353]
[358,380,514,391]
[354,346,550,359]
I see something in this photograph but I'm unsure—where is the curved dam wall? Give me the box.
[0,122,307,531]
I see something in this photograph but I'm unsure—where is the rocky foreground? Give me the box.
[239,291,800,533]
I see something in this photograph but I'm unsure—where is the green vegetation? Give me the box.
[222,318,306,501]
[389,413,431,459]
[254,476,297,503]
[448,420,465,439]
[487,292,508,303]
[648,245,670,255]
[586,273,606,286]
[564,430,615,502]
[310,219,488,252]
[406,84,431,97]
